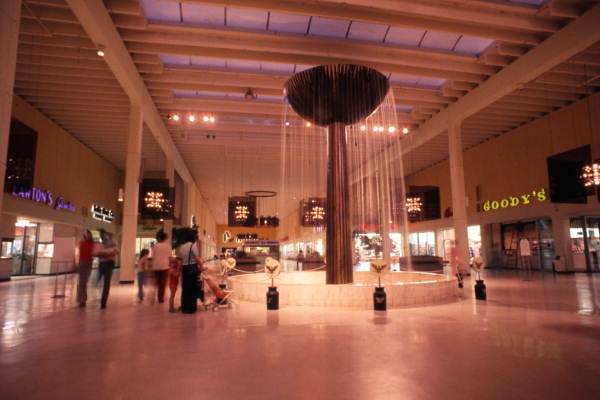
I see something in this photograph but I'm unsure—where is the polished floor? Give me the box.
[1,271,599,400]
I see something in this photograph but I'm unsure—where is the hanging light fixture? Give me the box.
[581,161,600,187]
[406,195,423,214]
[234,203,250,222]
[310,205,325,222]
[144,191,166,210]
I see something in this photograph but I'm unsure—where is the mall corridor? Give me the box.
[1,272,599,400]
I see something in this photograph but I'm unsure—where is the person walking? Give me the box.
[152,229,171,303]
[137,249,150,302]
[76,230,95,308]
[95,230,119,309]
[177,229,201,314]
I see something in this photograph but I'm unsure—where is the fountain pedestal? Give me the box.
[326,123,353,284]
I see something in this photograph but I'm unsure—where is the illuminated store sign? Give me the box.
[11,187,76,212]
[482,188,547,212]
[91,204,114,223]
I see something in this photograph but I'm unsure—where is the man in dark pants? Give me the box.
[95,230,119,309]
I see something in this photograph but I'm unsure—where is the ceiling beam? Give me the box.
[65,0,192,182]
[403,4,600,153]
[126,41,487,83]
[128,23,495,76]
[352,3,600,182]
[172,0,544,43]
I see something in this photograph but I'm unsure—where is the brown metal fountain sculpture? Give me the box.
[285,64,390,284]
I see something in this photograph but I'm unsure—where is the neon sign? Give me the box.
[482,188,547,212]
[11,187,76,212]
[91,204,114,223]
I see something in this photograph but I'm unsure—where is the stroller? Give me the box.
[198,260,234,311]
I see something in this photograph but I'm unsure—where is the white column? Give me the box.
[0,0,22,215]
[163,158,175,234]
[119,103,143,283]
[448,120,470,276]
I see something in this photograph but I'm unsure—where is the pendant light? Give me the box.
[580,63,599,188]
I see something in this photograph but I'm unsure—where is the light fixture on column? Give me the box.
[117,188,124,202]
[96,45,106,57]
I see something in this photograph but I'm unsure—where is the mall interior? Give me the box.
[1,0,600,399]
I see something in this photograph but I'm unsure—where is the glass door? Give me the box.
[584,217,600,272]
[11,224,39,275]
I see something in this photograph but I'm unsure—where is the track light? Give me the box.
[188,114,196,123]
[169,113,180,122]
[388,126,396,133]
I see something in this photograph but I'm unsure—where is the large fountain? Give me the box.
[230,64,458,308]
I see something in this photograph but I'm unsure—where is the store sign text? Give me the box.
[482,188,547,212]
[11,187,76,212]
[91,204,114,223]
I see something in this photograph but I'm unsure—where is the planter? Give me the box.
[266,286,279,310]
[474,279,487,300]
[373,286,386,311]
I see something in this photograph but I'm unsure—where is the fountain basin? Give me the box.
[229,271,459,309]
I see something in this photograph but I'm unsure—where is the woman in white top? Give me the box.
[177,228,202,313]
[152,230,171,303]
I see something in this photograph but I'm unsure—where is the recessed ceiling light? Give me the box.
[188,114,196,123]
[402,127,409,134]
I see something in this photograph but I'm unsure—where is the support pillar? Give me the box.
[0,0,22,215]
[119,103,143,283]
[326,123,353,284]
[163,158,175,234]
[448,121,470,276]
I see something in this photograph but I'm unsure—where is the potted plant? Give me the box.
[370,259,388,311]
[471,256,486,300]
[264,257,281,310]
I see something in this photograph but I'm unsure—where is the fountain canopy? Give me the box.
[285,64,390,127]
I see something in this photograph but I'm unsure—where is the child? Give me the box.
[137,249,150,302]
[168,256,182,312]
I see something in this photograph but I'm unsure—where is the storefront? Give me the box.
[569,216,600,272]
[0,191,118,279]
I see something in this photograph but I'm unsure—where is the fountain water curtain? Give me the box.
[281,64,411,284]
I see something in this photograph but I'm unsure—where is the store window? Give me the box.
[409,231,435,256]
[570,217,600,272]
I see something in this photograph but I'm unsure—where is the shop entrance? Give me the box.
[499,218,554,271]
[569,216,600,272]
[12,222,39,275]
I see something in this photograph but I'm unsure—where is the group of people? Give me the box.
[76,227,222,314]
